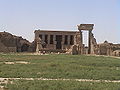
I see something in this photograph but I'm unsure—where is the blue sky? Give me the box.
[117,0,120,42]
[0,0,119,43]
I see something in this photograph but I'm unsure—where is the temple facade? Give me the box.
[34,30,82,53]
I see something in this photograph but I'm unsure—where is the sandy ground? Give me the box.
[4,61,30,64]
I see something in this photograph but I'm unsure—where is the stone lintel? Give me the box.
[78,24,94,30]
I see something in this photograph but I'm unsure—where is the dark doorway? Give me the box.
[21,44,29,52]
[56,35,62,49]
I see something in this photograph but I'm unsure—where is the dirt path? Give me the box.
[1,78,120,83]
[1,78,120,89]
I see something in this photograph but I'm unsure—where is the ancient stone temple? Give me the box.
[34,30,82,53]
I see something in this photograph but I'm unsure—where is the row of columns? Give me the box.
[39,34,74,45]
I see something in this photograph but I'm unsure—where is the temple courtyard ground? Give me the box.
[0,53,120,90]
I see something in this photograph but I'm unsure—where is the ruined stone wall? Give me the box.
[113,50,120,56]
[97,41,120,56]
[74,31,83,54]
[0,32,34,53]
[90,32,98,54]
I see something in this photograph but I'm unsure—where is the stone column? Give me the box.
[36,42,39,52]
[53,35,56,49]
[36,38,42,53]
[74,34,77,45]
[80,30,83,45]
[78,30,83,54]
[73,35,76,45]
[48,34,50,44]
[42,34,45,43]
[88,30,92,54]
[62,35,65,50]
[68,35,70,45]
[90,33,94,54]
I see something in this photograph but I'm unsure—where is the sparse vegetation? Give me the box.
[0,53,120,89]
[0,54,120,80]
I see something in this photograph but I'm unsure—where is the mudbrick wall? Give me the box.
[0,32,35,53]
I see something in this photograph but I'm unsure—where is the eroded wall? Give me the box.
[0,32,34,53]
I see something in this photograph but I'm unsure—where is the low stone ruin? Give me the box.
[97,41,120,56]
[0,31,35,53]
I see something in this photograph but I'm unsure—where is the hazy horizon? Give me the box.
[0,0,119,44]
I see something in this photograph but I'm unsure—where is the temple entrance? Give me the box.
[78,24,94,54]
[56,35,62,49]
